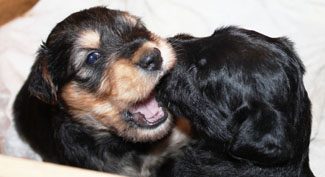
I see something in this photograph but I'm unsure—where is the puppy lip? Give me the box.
[123,93,168,128]
[124,108,168,128]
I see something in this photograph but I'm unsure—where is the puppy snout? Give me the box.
[138,48,162,71]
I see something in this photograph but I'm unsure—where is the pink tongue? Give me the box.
[129,95,165,123]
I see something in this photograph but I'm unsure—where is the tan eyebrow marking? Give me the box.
[122,12,138,25]
[77,30,100,49]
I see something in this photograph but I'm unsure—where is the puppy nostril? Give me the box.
[138,48,162,71]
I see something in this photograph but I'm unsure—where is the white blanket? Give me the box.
[0,0,324,176]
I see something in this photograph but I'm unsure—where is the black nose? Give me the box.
[138,48,162,71]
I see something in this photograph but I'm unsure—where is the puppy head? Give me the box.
[158,27,311,164]
[27,7,176,142]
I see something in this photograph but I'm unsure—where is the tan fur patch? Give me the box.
[122,12,138,26]
[156,37,176,71]
[77,30,100,49]
[61,81,173,142]
[174,117,192,136]
[109,59,158,104]
[61,82,117,117]
[61,82,127,132]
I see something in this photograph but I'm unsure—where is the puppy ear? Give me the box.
[28,46,58,104]
[229,102,293,165]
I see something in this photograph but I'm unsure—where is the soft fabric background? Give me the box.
[0,0,324,176]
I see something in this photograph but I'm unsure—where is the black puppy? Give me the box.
[156,27,314,177]
[13,7,191,177]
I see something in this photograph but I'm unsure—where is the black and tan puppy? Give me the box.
[156,27,314,177]
[13,7,185,176]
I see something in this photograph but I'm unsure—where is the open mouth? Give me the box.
[124,93,168,128]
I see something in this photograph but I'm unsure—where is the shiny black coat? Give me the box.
[156,27,314,177]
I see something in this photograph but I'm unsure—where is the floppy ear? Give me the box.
[28,46,58,104]
[229,102,294,165]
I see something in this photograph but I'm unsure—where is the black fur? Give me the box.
[156,27,314,177]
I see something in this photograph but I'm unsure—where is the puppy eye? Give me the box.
[86,52,101,64]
